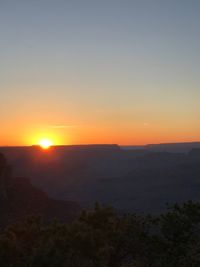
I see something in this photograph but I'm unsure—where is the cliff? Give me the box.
[0,153,81,227]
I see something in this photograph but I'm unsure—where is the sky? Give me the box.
[0,0,200,146]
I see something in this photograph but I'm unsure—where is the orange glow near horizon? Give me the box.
[0,120,199,147]
[1,1,200,149]
[26,128,66,148]
[38,138,53,149]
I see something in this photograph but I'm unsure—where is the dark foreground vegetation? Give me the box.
[1,150,200,266]
[1,202,200,267]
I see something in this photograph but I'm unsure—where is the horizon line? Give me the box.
[0,141,200,148]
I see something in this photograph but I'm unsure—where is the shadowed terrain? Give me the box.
[1,142,200,214]
[0,153,80,227]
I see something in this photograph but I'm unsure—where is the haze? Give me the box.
[1,0,200,146]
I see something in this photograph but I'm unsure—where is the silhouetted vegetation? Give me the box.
[1,149,200,266]
[1,201,200,266]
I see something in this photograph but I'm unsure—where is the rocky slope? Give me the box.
[0,153,81,227]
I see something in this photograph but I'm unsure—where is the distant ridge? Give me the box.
[121,142,200,153]
[0,144,120,150]
[1,142,200,154]
[1,142,200,214]
[145,142,200,153]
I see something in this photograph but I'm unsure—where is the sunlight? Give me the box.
[28,130,66,148]
[38,138,53,149]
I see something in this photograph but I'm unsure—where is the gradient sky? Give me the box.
[0,0,200,146]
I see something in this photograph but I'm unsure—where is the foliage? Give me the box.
[1,202,200,266]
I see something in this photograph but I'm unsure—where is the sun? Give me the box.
[38,138,53,149]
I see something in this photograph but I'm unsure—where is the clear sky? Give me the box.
[0,0,200,146]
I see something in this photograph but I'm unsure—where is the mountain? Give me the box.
[145,142,200,153]
[0,153,81,227]
[121,142,200,153]
[1,143,200,214]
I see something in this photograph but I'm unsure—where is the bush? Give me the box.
[1,202,200,266]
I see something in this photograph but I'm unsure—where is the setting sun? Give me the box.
[38,139,53,149]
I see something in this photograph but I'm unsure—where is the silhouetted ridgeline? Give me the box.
[145,141,200,153]
[122,142,200,152]
[0,153,80,227]
[1,143,200,214]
